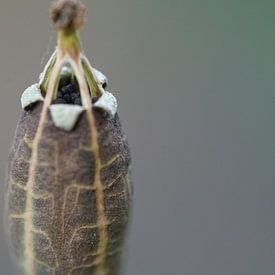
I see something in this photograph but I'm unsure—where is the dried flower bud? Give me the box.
[6,1,132,275]
[50,0,86,31]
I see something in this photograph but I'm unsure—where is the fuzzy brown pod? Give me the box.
[5,1,132,275]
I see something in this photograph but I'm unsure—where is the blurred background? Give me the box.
[0,0,275,274]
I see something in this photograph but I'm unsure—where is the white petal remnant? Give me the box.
[21,84,44,110]
[92,68,108,88]
[49,104,84,131]
[94,91,118,118]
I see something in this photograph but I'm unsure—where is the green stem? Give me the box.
[57,28,82,61]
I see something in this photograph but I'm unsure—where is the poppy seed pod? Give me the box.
[5,1,132,275]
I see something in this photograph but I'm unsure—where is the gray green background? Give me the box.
[0,0,275,274]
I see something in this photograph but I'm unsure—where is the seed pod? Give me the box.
[5,1,132,275]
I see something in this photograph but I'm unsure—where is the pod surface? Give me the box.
[6,102,131,275]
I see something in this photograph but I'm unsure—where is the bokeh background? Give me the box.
[0,0,275,274]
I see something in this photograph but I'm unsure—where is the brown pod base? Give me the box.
[6,102,132,275]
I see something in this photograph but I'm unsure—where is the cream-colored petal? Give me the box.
[94,91,118,118]
[49,104,84,131]
[21,84,44,110]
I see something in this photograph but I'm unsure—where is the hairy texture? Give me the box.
[6,102,132,275]
[50,0,86,31]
